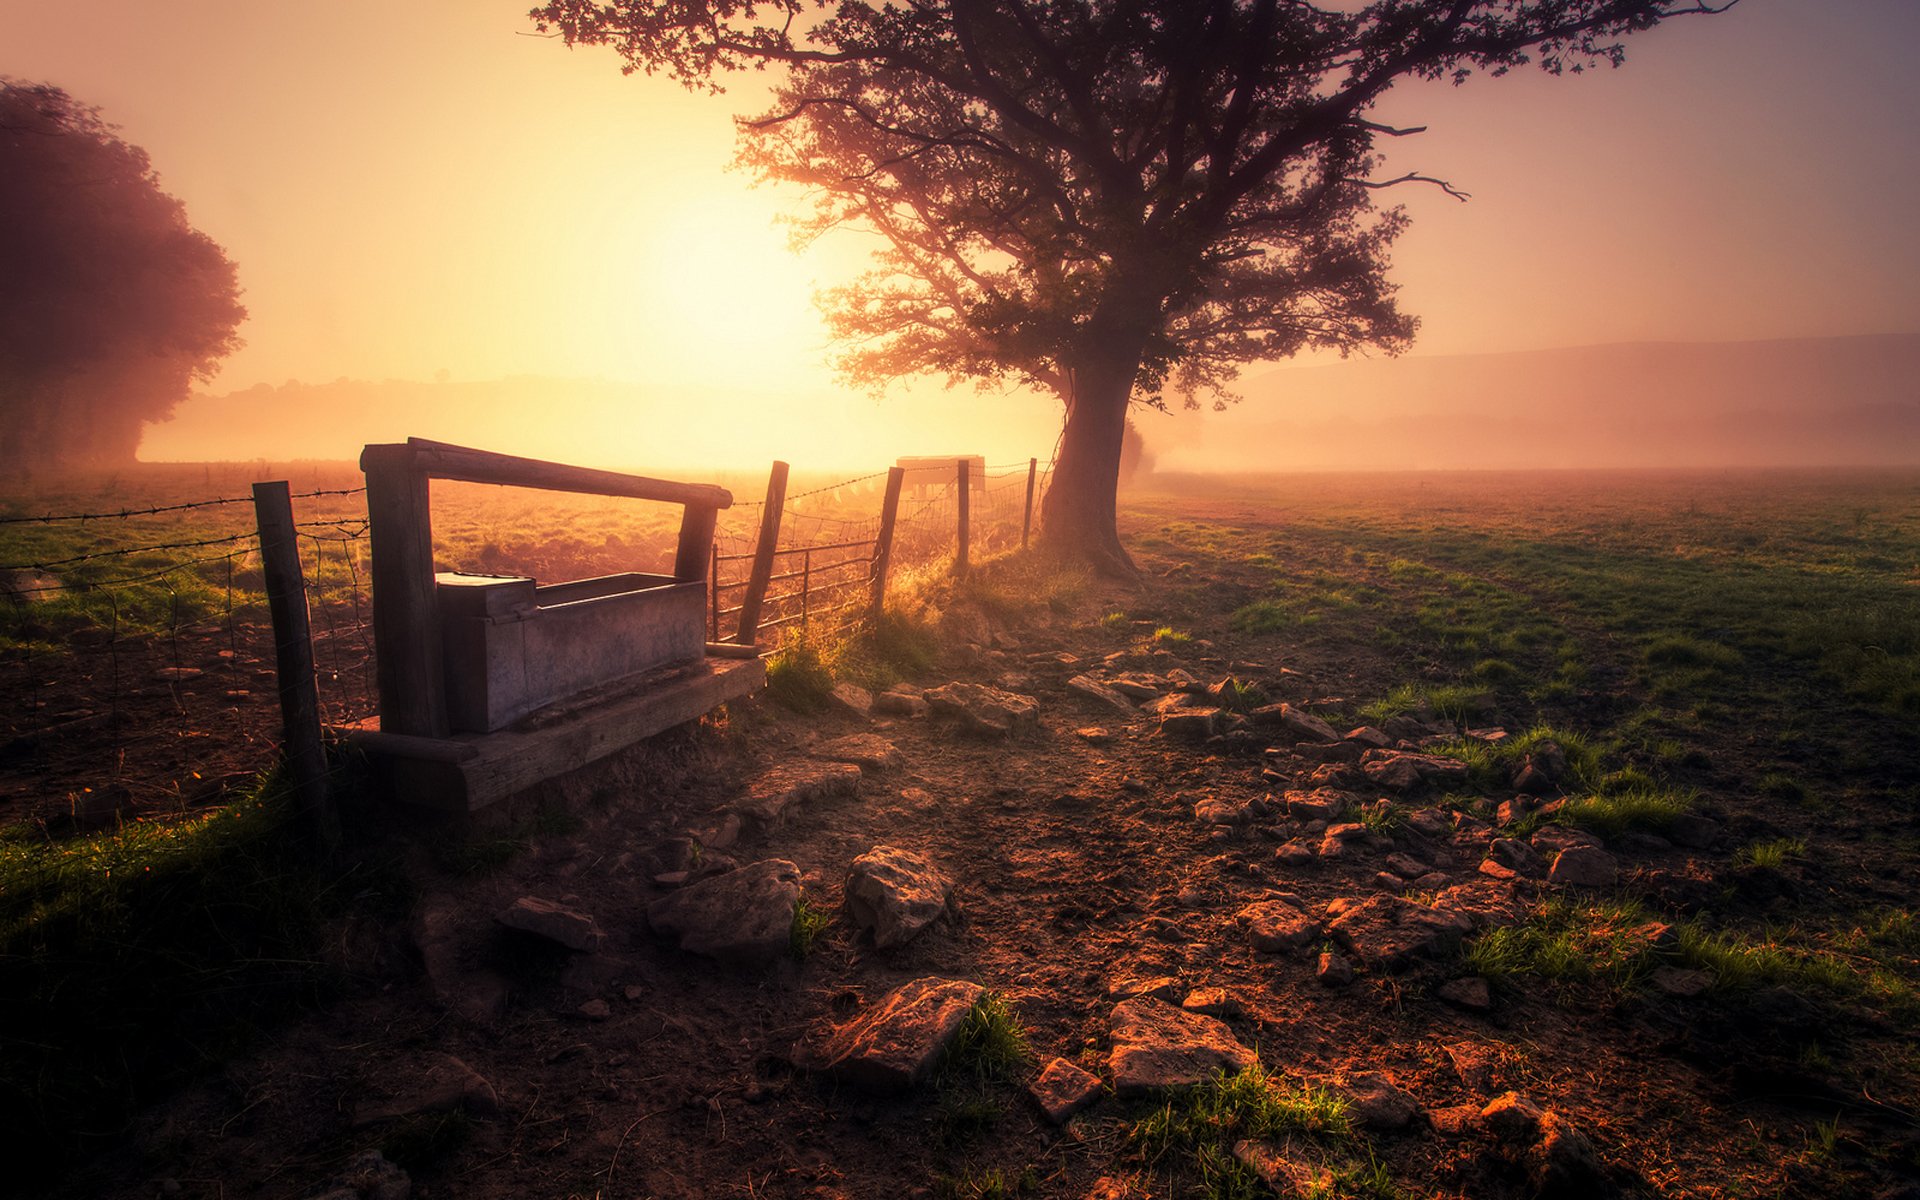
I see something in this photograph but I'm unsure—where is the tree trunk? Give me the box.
[1038,349,1140,577]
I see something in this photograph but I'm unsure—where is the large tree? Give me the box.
[532,0,1735,572]
[0,80,246,473]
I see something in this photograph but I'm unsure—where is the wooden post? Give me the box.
[870,466,904,623]
[252,481,340,854]
[956,457,971,579]
[709,544,719,640]
[734,460,789,645]
[674,502,719,583]
[1022,457,1038,550]
[801,548,812,626]
[360,444,448,737]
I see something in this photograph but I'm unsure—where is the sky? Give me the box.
[4,0,1918,468]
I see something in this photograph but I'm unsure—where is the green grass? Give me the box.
[1735,837,1808,870]
[935,1166,1039,1199]
[1460,898,1664,990]
[1153,625,1193,646]
[1127,1063,1363,1199]
[764,629,839,711]
[789,895,832,960]
[1559,786,1696,839]
[939,993,1033,1085]
[1356,683,1492,727]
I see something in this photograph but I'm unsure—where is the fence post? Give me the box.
[360,443,447,737]
[801,548,812,627]
[734,460,789,645]
[956,457,971,579]
[252,481,340,855]
[709,544,719,640]
[1022,457,1038,550]
[871,466,905,623]
[674,502,718,582]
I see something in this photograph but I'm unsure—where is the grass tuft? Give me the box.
[789,895,831,960]
[1560,787,1695,838]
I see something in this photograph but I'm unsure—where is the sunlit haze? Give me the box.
[4,0,1917,470]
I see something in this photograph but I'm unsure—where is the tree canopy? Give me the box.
[532,0,1737,571]
[0,80,246,472]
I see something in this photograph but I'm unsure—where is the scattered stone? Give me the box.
[1530,1111,1608,1196]
[873,688,930,718]
[1316,951,1355,987]
[1495,797,1537,826]
[1110,676,1163,700]
[577,998,611,1021]
[1465,727,1510,744]
[1075,726,1115,745]
[1274,843,1315,868]
[812,733,902,771]
[1650,966,1712,997]
[1108,998,1256,1096]
[1324,821,1369,843]
[1385,853,1429,879]
[1360,749,1470,791]
[1068,674,1137,712]
[1030,1057,1104,1124]
[1281,788,1349,821]
[1340,1071,1418,1130]
[1480,1091,1546,1144]
[796,977,987,1092]
[645,859,804,966]
[497,896,605,953]
[735,761,862,830]
[1327,894,1473,968]
[1511,762,1556,796]
[1233,1141,1332,1196]
[1530,825,1602,855]
[844,846,955,950]
[320,1151,411,1200]
[1549,846,1619,888]
[1429,1104,1482,1136]
[1194,795,1256,825]
[1446,1042,1499,1092]
[1237,899,1320,953]
[1160,707,1220,742]
[1487,838,1546,878]
[924,681,1041,736]
[1437,977,1493,1012]
[353,1053,500,1125]
[1307,762,1364,789]
[1107,974,1185,1002]
[1294,740,1364,764]
[830,682,874,717]
[1181,987,1238,1017]
[1668,813,1722,849]
[1406,808,1452,837]
[1344,725,1393,749]
[1250,702,1341,743]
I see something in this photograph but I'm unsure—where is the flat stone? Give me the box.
[1029,1057,1103,1124]
[1446,1041,1499,1092]
[1233,1141,1332,1196]
[1281,788,1350,821]
[924,681,1041,736]
[1429,1104,1482,1136]
[1340,1071,1418,1130]
[1274,843,1315,868]
[1385,853,1429,879]
[1359,749,1470,791]
[830,682,873,717]
[1249,702,1341,743]
[1160,707,1219,742]
[645,859,804,966]
[1316,951,1355,986]
[497,896,605,952]
[1406,808,1452,837]
[844,845,954,950]
[1530,825,1603,854]
[1548,845,1618,887]
[1327,894,1472,969]
[1108,998,1255,1096]
[1344,726,1393,748]
[735,761,862,830]
[873,689,929,718]
[1181,987,1238,1017]
[1107,974,1184,1002]
[1480,1091,1546,1144]
[1195,795,1257,825]
[796,977,986,1092]
[1074,726,1115,744]
[1487,838,1546,878]
[1437,976,1493,1012]
[1067,674,1136,712]
[1237,899,1320,953]
[813,733,903,771]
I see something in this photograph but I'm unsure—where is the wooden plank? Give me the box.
[956,457,971,579]
[734,460,788,645]
[870,466,904,622]
[674,502,719,583]
[361,443,449,736]
[399,437,733,509]
[252,480,340,853]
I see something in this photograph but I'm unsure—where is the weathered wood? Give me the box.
[734,460,789,645]
[956,457,971,579]
[361,443,448,737]
[704,641,767,660]
[252,480,340,853]
[343,656,766,812]
[1022,457,1038,550]
[674,502,719,583]
[871,466,905,622]
[398,437,733,510]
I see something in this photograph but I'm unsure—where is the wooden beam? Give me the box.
[674,502,719,583]
[252,481,340,854]
[361,443,449,737]
[396,437,732,509]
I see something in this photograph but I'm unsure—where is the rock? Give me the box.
[577,998,611,1021]
[1340,1071,1418,1130]
[924,681,1041,736]
[1294,740,1364,764]
[1233,1141,1332,1196]
[873,688,930,718]
[1495,797,1537,826]
[1238,899,1320,953]
[1327,895,1473,968]
[497,896,605,952]
[1344,726,1393,749]
[1360,749,1469,791]
[1316,951,1355,986]
[1160,707,1220,742]
[1182,987,1238,1017]
[412,895,510,1025]
[1307,762,1364,789]
[1274,843,1315,868]
[1029,1057,1103,1124]
[1194,795,1256,825]
[1429,1104,1481,1136]
[829,682,874,717]
[1511,762,1556,796]
[1282,788,1350,821]
[1668,813,1721,849]
[1108,998,1256,1096]
[645,859,804,966]
[1068,674,1137,712]
[354,1053,500,1125]
[1406,808,1452,837]
[796,977,987,1092]
[1250,702,1341,743]
[1107,974,1184,1002]
[1481,1092,1546,1143]
[1385,853,1429,879]
[735,761,862,830]
[1487,838,1546,878]
[1438,977,1493,1012]
[1530,1111,1609,1196]
[1548,846,1618,888]
[1650,966,1712,997]
[1530,825,1602,855]
[844,846,954,949]
[325,1151,411,1200]
[1111,676,1163,700]
[1446,1042,1499,1092]
[1075,726,1115,744]
[812,733,903,770]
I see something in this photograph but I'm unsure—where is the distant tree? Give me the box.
[0,80,245,472]
[533,0,1735,572]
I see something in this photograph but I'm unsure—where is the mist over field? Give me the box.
[144,332,1920,473]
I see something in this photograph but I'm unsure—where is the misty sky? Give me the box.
[5,0,1919,466]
